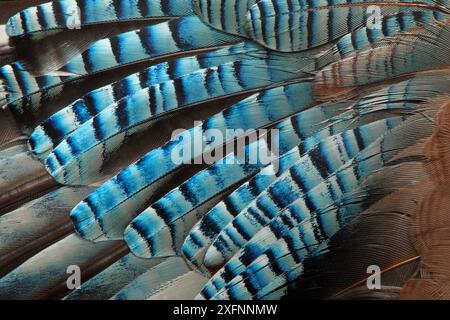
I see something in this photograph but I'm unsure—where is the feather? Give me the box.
[284,183,426,300]
[178,115,404,269]
[146,271,209,300]
[124,116,353,260]
[0,234,127,299]
[6,0,195,38]
[198,76,444,271]
[181,101,353,271]
[0,149,58,212]
[64,253,164,300]
[182,73,445,271]
[0,0,449,301]
[314,10,444,69]
[199,112,436,299]
[5,0,198,75]
[401,98,450,299]
[1,16,242,128]
[193,0,257,37]
[202,118,405,272]
[0,143,28,157]
[199,119,411,296]
[0,186,93,277]
[69,80,318,242]
[111,257,207,300]
[0,106,24,151]
[10,24,118,76]
[28,41,288,156]
[0,24,15,67]
[43,59,313,186]
[123,141,271,259]
[314,21,450,101]
[206,161,429,300]
[421,98,450,188]
[287,174,430,300]
[245,0,447,52]
[330,71,450,121]
[334,286,403,300]
[0,1,51,25]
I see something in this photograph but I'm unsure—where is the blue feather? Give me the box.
[246,0,448,52]
[7,0,195,38]
[69,81,317,241]
[202,117,403,271]
[28,41,279,156]
[44,58,312,185]
[199,112,437,300]
[2,16,242,125]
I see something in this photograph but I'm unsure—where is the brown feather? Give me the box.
[401,100,450,299]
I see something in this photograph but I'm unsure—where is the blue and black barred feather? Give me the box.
[6,0,195,38]
[0,0,449,300]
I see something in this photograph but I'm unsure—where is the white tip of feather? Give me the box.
[203,245,226,271]
[43,70,83,77]
[0,25,10,49]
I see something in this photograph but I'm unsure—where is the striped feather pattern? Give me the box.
[202,117,404,270]
[315,10,442,69]
[126,95,401,260]
[314,21,450,100]
[183,74,447,272]
[64,253,164,300]
[124,137,278,258]
[181,102,352,270]
[200,113,436,300]
[329,72,450,125]
[245,0,446,52]
[44,58,310,185]
[29,41,309,156]
[1,0,449,302]
[125,100,382,260]
[199,120,407,299]
[6,0,195,38]
[1,16,242,122]
[193,0,257,37]
[111,257,202,300]
[69,81,317,241]
[209,167,423,300]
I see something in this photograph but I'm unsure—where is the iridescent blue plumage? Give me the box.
[28,41,283,156]
[1,16,242,127]
[0,0,449,301]
[45,57,316,186]
[69,81,316,241]
[6,0,195,38]
[200,112,437,300]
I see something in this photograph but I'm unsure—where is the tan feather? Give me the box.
[401,99,450,299]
